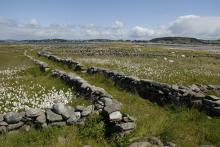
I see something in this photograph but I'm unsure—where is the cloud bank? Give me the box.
[0,15,220,40]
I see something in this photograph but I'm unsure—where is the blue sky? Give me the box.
[0,0,220,40]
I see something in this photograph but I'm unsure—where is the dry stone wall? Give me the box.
[0,103,95,134]
[37,51,220,116]
[87,67,220,116]
[38,51,83,71]
[51,69,136,134]
[23,52,136,135]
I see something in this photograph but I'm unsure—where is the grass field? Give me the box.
[0,44,220,147]
[47,43,220,85]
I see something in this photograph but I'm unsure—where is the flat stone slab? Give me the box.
[46,109,63,122]
[26,108,43,118]
[7,122,24,131]
[109,111,122,121]
[116,122,136,131]
[104,102,121,114]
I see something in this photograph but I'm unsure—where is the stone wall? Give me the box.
[24,52,136,135]
[37,51,220,116]
[87,67,220,116]
[0,103,94,134]
[38,51,83,71]
[51,69,136,134]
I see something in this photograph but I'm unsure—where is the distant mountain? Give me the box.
[149,37,220,45]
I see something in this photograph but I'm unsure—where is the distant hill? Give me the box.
[149,37,220,45]
[0,37,220,45]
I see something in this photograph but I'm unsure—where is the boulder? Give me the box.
[46,109,63,122]
[4,112,23,124]
[26,108,43,118]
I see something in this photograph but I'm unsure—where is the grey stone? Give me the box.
[7,121,24,131]
[99,97,113,106]
[205,95,220,101]
[52,103,67,115]
[46,109,63,122]
[26,108,43,118]
[116,122,136,131]
[109,111,122,121]
[0,121,8,126]
[0,126,7,134]
[104,103,121,114]
[81,105,94,117]
[190,84,201,92]
[35,113,46,124]
[4,112,23,124]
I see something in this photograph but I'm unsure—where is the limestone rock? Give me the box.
[0,121,8,126]
[4,112,23,124]
[7,121,24,131]
[116,122,136,131]
[104,103,121,114]
[26,108,43,118]
[35,113,46,124]
[109,111,122,121]
[46,109,63,122]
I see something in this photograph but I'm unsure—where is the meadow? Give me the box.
[0,43,219,147]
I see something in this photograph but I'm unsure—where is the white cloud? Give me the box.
[0,15,220,40]
[112,20,124,29]
[130,26,155,38]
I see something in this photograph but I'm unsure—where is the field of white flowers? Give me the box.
[0,45,76,113]
[47,43,220,85]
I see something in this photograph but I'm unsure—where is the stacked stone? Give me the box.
[26,54,50,72]
[51,69,136,134]
[38,51,83,71]
[87,67,220,116]
[0,103,94,134]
